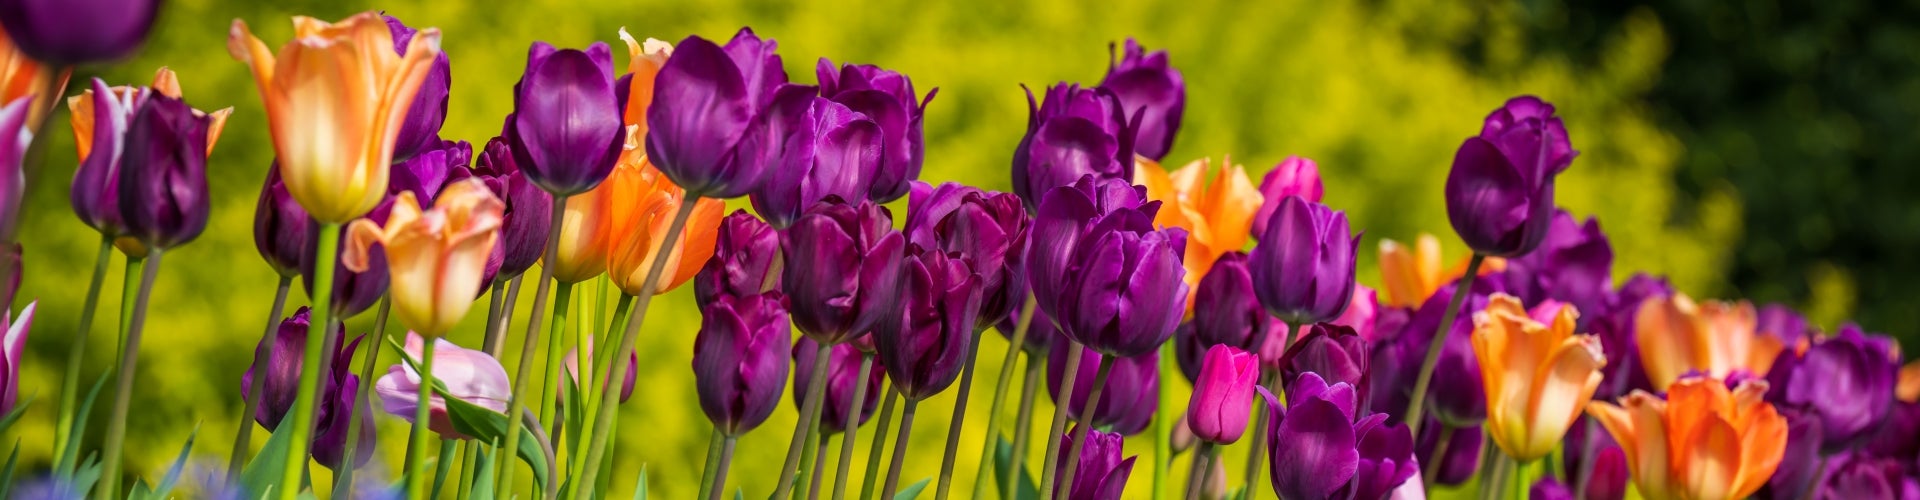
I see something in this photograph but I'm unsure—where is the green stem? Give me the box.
[1570,417,1598,500]
[1006,348,1042,500]
[860,386,898,500]
[970,294,1037,500]
[407,336,439,500]
[1036,341,1086,499]
[481,279,507,353]
[571,293,634,485]
[808,432,833,500]
[1055,355,1117,498]
[788,342,835,500]
[99,247,162,500]
[536,282,574,435]
[279,223,341,499]
[1153,341,1173,500]
[334,296,391,495]
[114,257,143,369]
[228,275,293,482]
[431,439,457,498]
[52,236,111,474]
[1184,443,1217,500]
[707,436,737,500]
[934,330,985,500]
[1239,372,1277,500]
[486,277,524,359]
[698,428,725,500]
[500,194,568,498]
[1404,254,1486,439]
[1423,424,1454,488]
[881,398,920,499]
[1481,451,1512,499]
[831,353,875,500]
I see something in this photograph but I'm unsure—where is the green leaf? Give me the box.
[470,439,499,500]
[127,480,153,500]
[0,440,21,500]
[992,435,1041,500]
[59,376,109,479]
[892,478,931,500]
[387,337,554,493]
[736,487,745,500]
[630,465,648,500]
[148,423,198,499]
[238,418,297,497]
[0,393,32,433]
[70,454,103,500]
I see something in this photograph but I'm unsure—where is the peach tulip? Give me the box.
[1135,155,1262,311]
[343,179,503,337]
[1376,233,1507,308]
[0,27,67,127]
[1587,376,1788,500]
[603,128,722,296]
[617,28,671,134]
[1635,293,1782,391]
[1472,294,1605,461]
[548,180,613,284]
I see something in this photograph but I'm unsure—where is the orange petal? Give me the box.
[1679,415,1742,500]
[1898,361,1920,403]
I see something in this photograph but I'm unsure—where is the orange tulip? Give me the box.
[1377,233,1506,308]
[1472,294,1606,461]
[1587,376,1788,500]
[548,179,613,284]
[0,26,68,127]
[343,178,503,337]
[1135,155,1263,310]
[1898,360,1919,403]
[229,12,442,224]
[618,28,671,135]
[1635,293,1782,391]
[603,127,723,296]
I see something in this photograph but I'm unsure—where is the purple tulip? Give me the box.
[1027,176,1186,357]
[301,198,390,318]
[1096,39,1183,161]
[385,15,451,162]
[1187,345,1257,444]
[1445,96,1578,257]
[648,28,814,199]
[1011,84,1138,213]
[751,96,883,227]
[1250,156,1325,240]
[1755,304,1812,347]
[1055,425,1136,500]
[1766,324,1900,452]
[1414,418,1483,486]
[240,308,372,467]
[817,59,935,202]
[390,139,467,207]
[0,0,159,64]
[1500,209,1613,327]
[1558,419,1628,500]
[1263,373,1417,500]
[1173,323,1204,383]
[117,94,213,249]
[904,181,1031,326]
[0,302,32,416]
[1192,252,1280,354]
[374,333,513,440]
[508,41,624,196]
[1048,345,1160,436]
[1368,279,1502,426]
[69,78,147,239]
[781,198,906,344]
[252,166,309,277]
[1589,273,1672,399]
[696,210,782,306]
[1761,407,1826,500]
[793,337,883,434]
[450,137,552,282]
[1249,195,1359,325]
[1812,453,1919,500]
[1863,400,1919,460]
[1530,479,1575,500]
[874,248,980,400]
[1277,323,1369,401]
[693,292,792,436]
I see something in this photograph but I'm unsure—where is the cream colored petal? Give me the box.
[1518,336,1605,460]
[151,67,180,98]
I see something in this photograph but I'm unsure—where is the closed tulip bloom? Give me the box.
[1049,345,1161,436]
[508,41,624,195]
[253,167,309,277]
[1263,373,1418,500]
[451,138,551,282]
[1136,156,1262,308]
[781,198,906,345]
[793,337,883,434]
[693,292,793,436]
[1056,425,1137,500]
[1414,418,1484,486]
[752,96,883,227]
[1501,210,1614,327]
[1028,176,1187,357]
[1250,156,1323,239]
[0,0,157,64]
[1588,376,1788,500]
[1187,344,1257,444]
[118,92,229,249]
[240,307,374,468]
[1810,453,1920,500]
[562,337,636,403]
[0,301,30,416]
[1011,84,1138,212]
[603,136,724,296]
[1278,323,1370,398]
[1191,252,1282,354]
[1445,96,1578,257]
[875,248,981,400]
[343,179,504,337]
[1249,195,1359,325]
[818,59,934,202]
[1636,293,1782,391]
[647,28,813,199]
[1097,39,1183,161]
[1377,233,1507,309]
[695,210,781,306]
[1764,324,1899,452]
[383,15,449,162]
[229,12,443,224]
[1472,295,1605,461]
[69,70,210,238]
[903,181,1030,325]
[375,333,513,439]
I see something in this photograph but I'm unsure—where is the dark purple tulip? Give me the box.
[239,307,374,468]
[1556,421,1628,500]
[302,199,390,318]
[508,41,624,196]
[1249,195,1359,325]
[904,181,1031,326]
[648,28,814,199]
[1761,407,1826,500]
[1755,304,1812,346]
[1589,273,1672,399]
[1055,425,1136,500]
[1027,176,1186,357]
[1766,324,1900,452]
[69,78,142,239]
[1096,39,1183,161]
[1414,418,1483,486]
[1263,373,1417,500]
[1445,96,1577,257]
[1500,209,1613,328]
[1172,322,1203,383]
[696,210,782,307]
[693,292,793,436]
[1863,400,1919,460]
[1277,323,1369,401]
[1010,84,1137,213]
[1531,478,1575,500]
[385,15,450,162]
[781,198,906,344]
[389,139,467,207]
[1368,278,1501,426]
[817,59,935,203]
[0,0,159,64]
[118,94,212,249]
[253,166,309,277]
[873,248,981,400]
[1048,345,1160,436]
[449,137,552,282]
[1191,252,1276,352]
[792,337,882,434]
[752,97,882,227]
[1812,453,1919,500]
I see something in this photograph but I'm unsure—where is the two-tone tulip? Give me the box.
[602,136,724,296]
[229,12,442,223]
[1027,176,1186,357]
[118,92,229,249]
[903,181,1030,325]
[1445,96,1578,257]
[1011,85,1137,212]
[1472,296,1605,461]
[1048,345,1160,436]
[1186,344,1257,444]
[0,27,68,127]
[449,138,551,282]
[1635,293,1782,391]
[1056,425,1137,500]
[383,15,449,162]
[1248,195,1358,325]
[1136,155,1262,307]
[695,210,781,306]
[374,333,513,439]
[874,248,981,400]
[752,96,883,227]
[793,337,883,434]
[1250,156,1323,239]
[1499,210,1613,327]
[647,28,812,199]
[0,0,158,64]
[1588,376,1788,500]
[508,41,624,195]
[68,70,211,241]
[1263,372,1417,500]
[1764,324,1899,452]
[343,179,504,337]
[1276,322,1369,397]
[0,301,30,416]
[781,198,906,344]
[240,307,374,467]
[693,292,792,436]
[1096,39,1183,162]
[818,59,934,202]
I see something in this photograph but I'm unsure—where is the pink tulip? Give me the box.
[0,301,32,415]
[374,332,511,439]
[1186,344,1258,444]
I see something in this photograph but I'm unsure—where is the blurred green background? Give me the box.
[9,0,1903,498]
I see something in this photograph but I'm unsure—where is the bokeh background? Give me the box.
[10,0,1908,498]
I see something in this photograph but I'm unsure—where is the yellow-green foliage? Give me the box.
[11,0,1736,498]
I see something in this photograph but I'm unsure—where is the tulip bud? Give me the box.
[1056,425,1137,500]
[118,93,229,249]
[793,337,883,434]
[1250,156,1323,239]
[1189,253,1287,365]
[0,0,158,64]
[874,248,981,400]
[508,41,624,196]
[648,28,813,199]
[1048,345,1160,436]
[375,333,513,439]
[1011,85,1137,213]
[1097,39,1183,161]
[1276,323,1369,399]
[1186,345,1257,444]
[1445,96,1577,257]
[694,292,793,436]
[818,59,934,203]
[781,198,906,345]
[450,138,551,282]
[1499,209,1613,328]
[252,166,310,277]
[1263,374,1417,500]
[695,210,782,306]
[752,97,883,227]
[383,15,450,163]
[1028,176,1186,357]
[904,181,1030,326]
[0,301,32,416]
[563,337,636,404]
[1765,324,1899,452]
[1247,195,1358,325]
[1168,411,1196,454]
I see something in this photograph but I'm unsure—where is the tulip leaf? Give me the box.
[387,336,556,495]
[239,417,298,497]
[58,375,109,479]
[630,465,648,500]
[69,454,103,499]
[992,436,1042,500]
[0,440,20,500]
[470,439,499,500]
[0,393,31,433]
[145,422,198,500]
[892,478,931,500]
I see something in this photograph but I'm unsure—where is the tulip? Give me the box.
[229,12,443,224]
[1027,176,1187,357]
[1445,96,1578,257]
[1190,252,1286,359]
[1635,293,1781,390]
[793,337,883,434]
[1764,323,1899,452]
[1413,418,1484,486]
[118,92,230,249]
[602,137,725,296]
[752,96,883,227]
[450,137,552,282]
[1758,407,1825,500]
[695,210,782,306]
[1262,373,1418,500]
[647,28,813,199]
[389,139,466,207]
[1558,417,1630,500]
[903,181,1030,325]
[1587,376,1788,500]
[1472,295,1605,461]
[1048,345,1160,436]
[301,201,390,318]
[1500,209,1613,327]
[546,175,613,284]
[874,248,981,399]
[1334,285,1380,341]
[253,167,309,277]
[0,0,158,64]
[1055,425,1136,500]
[1097,39,1183,161]
[374,333,514,439]
[1136,156,1262,308]
[1249,195,1358,325]
[563,337,636,404]
[0,27,68,127]
[693,292,793,436]
[343,178,504,337]
[781,198,906,345]
[1250,156,1323,239]
[1011,84,1138,212]
[818,59,934,202]
[1588,273,1673,399]
[1186,344,1257,444]
[69,70,215,239]
[1277,322,1370,399]
[383,15,449,163]
[1753,304,1811,348]
[1376,233,1507,309]
[0,301,31,416]
[1368,279,1503,427]
[508,41,624,195]
[1902,361,1920,403]
[1809,453,1919,500]
[239,307,374,468]
[1862,399,1918,462]
[615,28,670,134]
